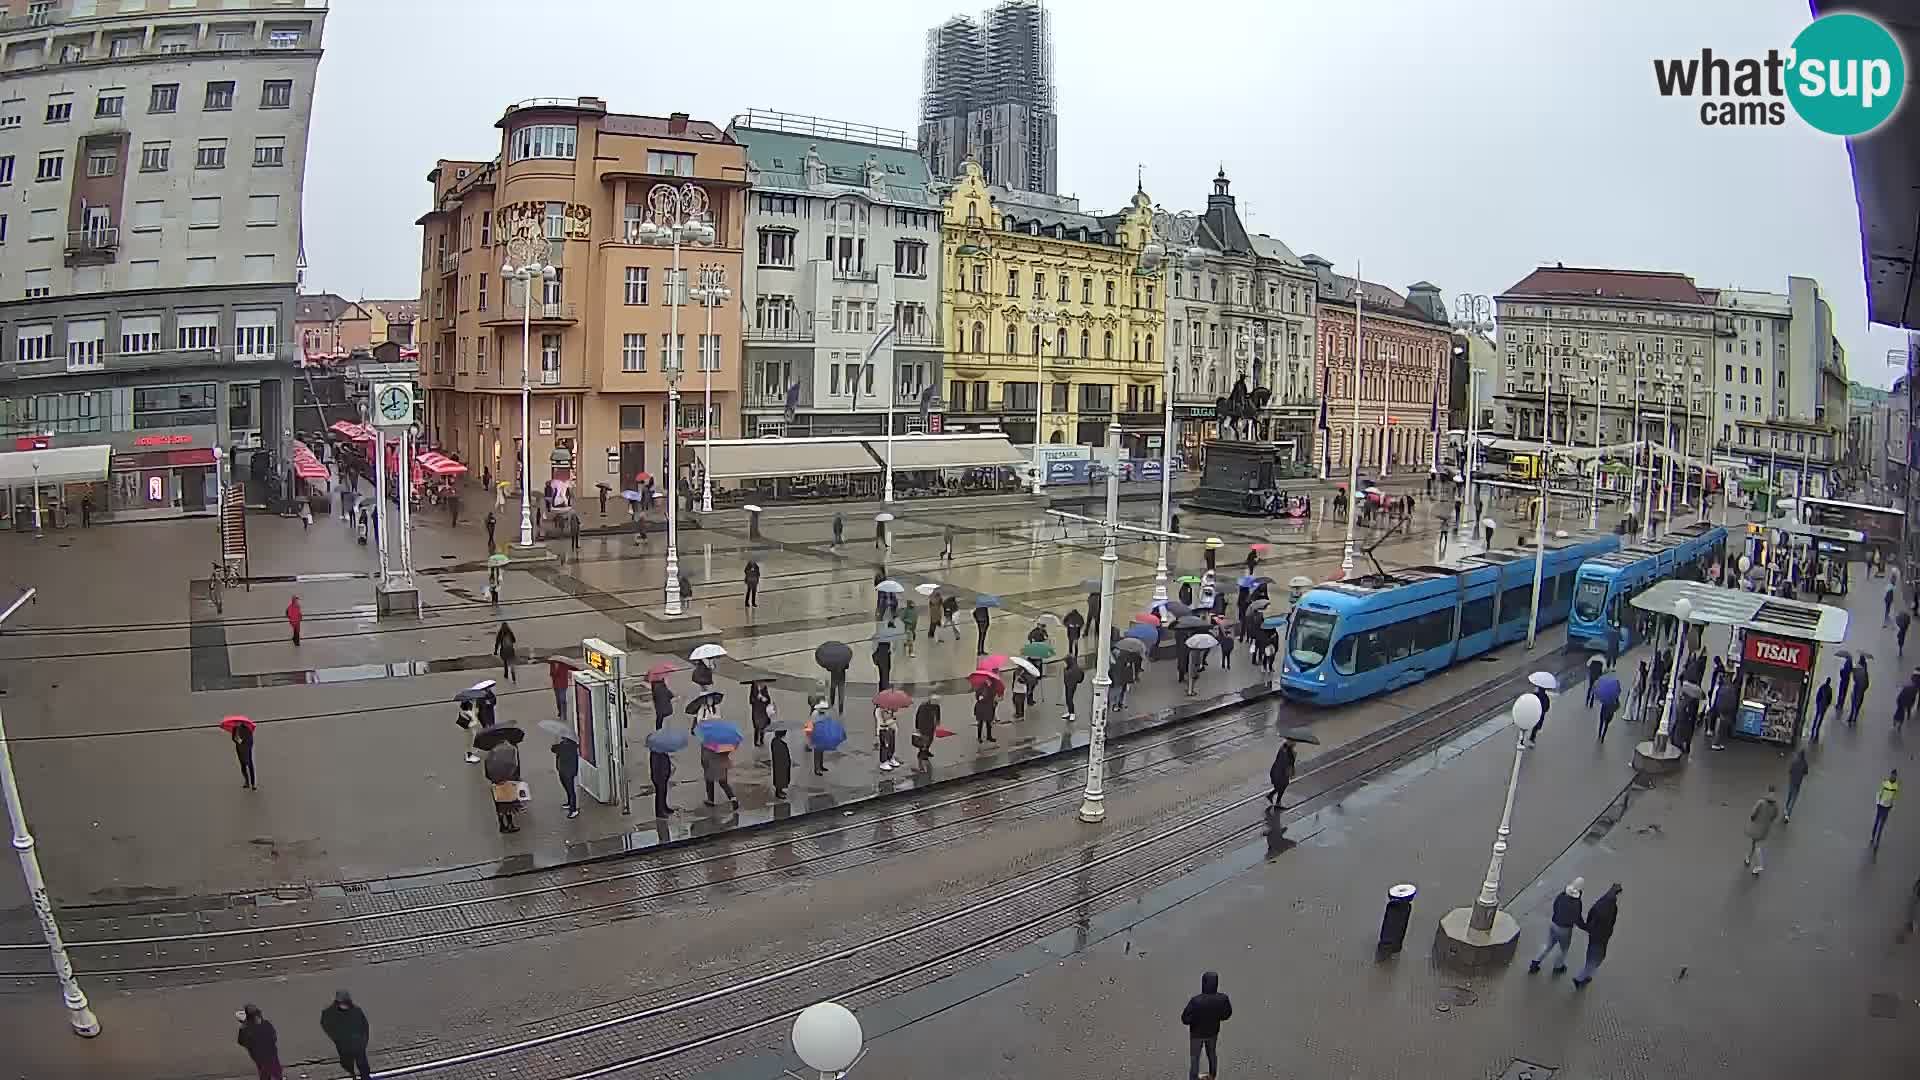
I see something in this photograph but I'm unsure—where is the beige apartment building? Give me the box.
[417,97,746,494]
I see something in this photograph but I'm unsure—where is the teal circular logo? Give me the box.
[1787,13,1906,136]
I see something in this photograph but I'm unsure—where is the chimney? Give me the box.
[668,112,689,135]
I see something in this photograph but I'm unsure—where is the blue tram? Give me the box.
[1279,531,1622,706]
[1565,521,1729,651]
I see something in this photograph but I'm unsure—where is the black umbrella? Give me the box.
[471,725,525,751]
[454,685,495,704]
[1164,600,1194,617]
[1278,727,1321,745]
[1173,614,1209,631]
[815,640,853,671]
[685,689,725,714]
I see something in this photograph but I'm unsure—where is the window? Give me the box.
[268,29,302,49]
[190,196,220,228]
[17,324,53,362]
[1032,326,1043,355]
[139,141,170,172]
[133,383,218,428]
[1005,325,1017,355]
[971,322,984,353]
[109,35,138,58]
[203,81,235,110]
[894,240,926,276]
[646,150,694,176]
[699,333,719,371]
[195,139,226,169]
[45,97,71,123]
[94,92,124,119]
[830,299,843,331]
[622,333,646,372]
[129,199,161,232]
[623,266,648,304]
[252,137,284,167]
[1058,274,1069,302]
[554,395,579,429]
[246,194,278,225]
[665,333,685,369]
[758,229,794,267]
[544,201,564,241]
[0,155,11,185]
[1057,328,1068,355]
[234,312,277,357]
[120,314,161,355]
[1080,329,1090,357]
[1103,331,1114,359]
[175,313,218,351]
[27,207,53,241]
[150,84,178,114]
[35,151,61,181]
[1082,277,1092,303]
[0,212,7,243]
[1006,269,1018,296]
[1106,280,1115,306]
[508,123,577,162]
[85,148,115,177]
[0,100,18,130]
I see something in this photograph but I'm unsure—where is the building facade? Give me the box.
[918,1,1056,194]
[418,98,746,496]
[0,0,324,521]
[1165,171,1319,464]
[727,110,943,438]
[294,292,369,359]
[938,160,1160,448]
[1708,276,1847,496]
[1305,257,1451,475]
[363,299,417,346]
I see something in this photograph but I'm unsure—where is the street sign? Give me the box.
[371,381,416,428]
[352,361,420,381]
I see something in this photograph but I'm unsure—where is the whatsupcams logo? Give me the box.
[1653,12,1906,135]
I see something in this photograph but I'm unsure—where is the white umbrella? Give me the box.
[876,579,906,594]
[1528,671,1558,691]
[468,679,497,692]
[875,512,895,523]
[914,582,940,596]
[1003,656,1040,676]
[538,718,572,739]
[1185,633,1220,650]
[689,643,728,662]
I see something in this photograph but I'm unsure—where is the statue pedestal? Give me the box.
[1184,439,1283,517]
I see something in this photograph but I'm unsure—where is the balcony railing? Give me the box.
[894,326,942,348]
[488,301,578,324]
[833,265,879,283]
[539,369,560,386]
[440,252,459,274]
[744,323,814,343]
[65,227,118,259]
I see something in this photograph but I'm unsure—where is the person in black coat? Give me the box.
[320,991,372,1080]
[1178,581,1194,608]
[1572,883,1622,987]
[1180,971,1233,1080]
[1811,676,1834,742]
[551,736,580,818]
[973,684,998,742]
[973,603,992,656]
[650,749,674,818]
[236,1004,282,1080]
[1850,662,1871,725]
[749,682,773,747]
[770,727,792,799]
[232,723,257,790]
[743,560,761,608]
[914,699,940,765]
[1527,685,1551,746]
[1086,591,1101,640]
[494,622,518,683]
[651,679,674,731]
[873,637,894,691]
[1062,656,1085,721]
[1268,740,1296,808]
[1112,652,1137,707]
[1063,608,1085,657]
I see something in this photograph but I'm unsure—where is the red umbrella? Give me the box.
[644,660,681,683]
[219,715,255,734]
[1131,612,1160,626]
[977,654,1010,672]
[872,689,912,710]
[634,471,653,483]
[1249,543,1271,553]
[967,669,1004,691]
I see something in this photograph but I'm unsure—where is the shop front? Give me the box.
[0,445,111,530]
[107,431,220,520]
[1732,631,1817,745]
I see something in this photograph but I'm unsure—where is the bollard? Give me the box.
[1377,882,1417,958]
[744,504,763,542]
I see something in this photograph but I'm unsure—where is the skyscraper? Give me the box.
[919,1,1057,195]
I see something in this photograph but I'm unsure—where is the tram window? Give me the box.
[1331,634,1359,675]
[1500,584,1533,620]
[1358,629,1390,671]
[1538,576,1558,609]
[1461,596,1495,635]
[1412,608,1455,651]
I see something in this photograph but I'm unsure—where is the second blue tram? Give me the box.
[1565,521,1728,651]
[1280,531,1622,706]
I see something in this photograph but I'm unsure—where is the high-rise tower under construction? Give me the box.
[919,1,1058,195]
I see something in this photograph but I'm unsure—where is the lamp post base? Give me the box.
[1433,906,1520,971]
[624,608,708,652]
[1077,796,1105,823]
[505,543,557,564]
[1632,738,1685,774]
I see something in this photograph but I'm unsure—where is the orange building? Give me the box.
[416,97,747,492]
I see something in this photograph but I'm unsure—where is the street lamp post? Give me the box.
[870,320,899,505]
[501,229,556,550]
[632,183,715,617]
[1029,304,1058,494]
[691,266,731,514]
[1341,262,1364,579]
[1633,595,1690,772]
[1455,369,1480,554]
[0,588,100,1037]
[1435,690,1540,969]
[1140,209,1203,603]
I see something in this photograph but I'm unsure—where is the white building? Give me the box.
[728,111,944,437]
[0,0,324,522]
[1709,276,1848,496]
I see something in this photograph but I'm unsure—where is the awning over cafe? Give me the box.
[0,445,111,487]
[877,434,1025,470]
[691,438,880,480]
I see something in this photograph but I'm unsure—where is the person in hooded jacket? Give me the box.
[651,678,674,731]
[232,721,257,790]
[1268,739,1296,809]
[770,726,792,798]
[236,1003,282,1080]
[1572,883,1622,987]
[1061,655,1086,721]
[551,735,580,818]
[1528,878,1585,974]
[1811,676,1834,742]
[493,622,518,683]
[1179,971,1233,1080]
[485,741,522,833]
[973,682,998,743]
[1063,608,1085,657]
[743,560,761,609]
[914,698,940,766]
[1112,650,1138,708]
[319,991,373,1079]
[749,682,773,747]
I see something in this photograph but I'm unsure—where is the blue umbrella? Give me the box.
[645,728,689,753]
[1262,613,1290,629]
[808,714,847,751]
[1237,574,1258,588]
[697,719,743,749]
[1124,623,1159,645]
[975,594,1003,609]
[622,489,646,503]
[1594,672,1622,705]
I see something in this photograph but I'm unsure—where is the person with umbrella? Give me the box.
[1112,647,1138,709]
[1850,658,1872,727]
[686,689,723,735]
[743,559,761,609]
[1063,608,1085,657]
[1010,661,1034,721]
[698,721,741,810]
[874,690,909,770]
[815,640,851,712]
[914,697,941,767]
[971,672,1001,742]
[647,734,677,819]
[749,681,773,747]
[651,674,674,732]
[973,600,992,656]
[493,621,518,684]
[770,726,793,799]
[1594,670,1623,740]
[806,698,845,774]
[1526,673,1553,747]
[482,730,524,833]
[545,720,580,819]
[1268,737,1297,809]
[223,716,258,790]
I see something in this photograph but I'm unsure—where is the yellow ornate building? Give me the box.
[939,161,1164,451]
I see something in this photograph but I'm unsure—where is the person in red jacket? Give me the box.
[548,658,573,720]
[285,596,302,646]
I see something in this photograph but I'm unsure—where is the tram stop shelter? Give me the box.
[1631,580,1848,746]
[1755,518,1866,595]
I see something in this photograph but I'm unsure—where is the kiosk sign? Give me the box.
[1744,633,1811,670]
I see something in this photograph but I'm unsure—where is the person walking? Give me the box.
[900,601,918,657]
[319,991,373,1080]
[1179,971,1233,1080]
[235,1004,283,1080]
[1063,608,1085,657]
[1112,651,1137,709]
[943,594,962,642]
[1594,671,1621,741]
[1850,661,1871,726]
[1604,623,1621,670]
[79,495,92,528]
[1584,654,1604,707]
[875,703,901,771]
[1746,785,1781,874]
[700,744,739,811]
[678,570,694,602]
[298,498,313,531]
[973,602,991,656]
[285,596,302,647]
[1885,582,1896,626]
[1838,655,1855,713]
[1896,679,1918,731]
[551,733,580,818]
[1811,676,1834,742]
[1526,684,1551,747]
[1062,655,1085,722]
[484,510,497,553]
[1267,739,1296,810]
[749,682,773,747]
[548,657,573,720]
[486,741,522,834]
[1784,749,1809,822]
[1528,878,1585,975]
[232,721,257,790]
[973,683,998,743]
[1872,768,1901,854]
[494,622,518,683]
[651,678,674,732]
[567,513,581,552]
[1571,883,1621,988]
[872,636,894,691]
[1901,610,1913,656]
[831,512,844,552]
[649,748,674,818]
[942,522,956,561]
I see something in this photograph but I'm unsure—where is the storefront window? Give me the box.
[228,383,259,432]
[134,383,217,429]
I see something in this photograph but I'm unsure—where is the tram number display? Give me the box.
[1743,634,1811,671]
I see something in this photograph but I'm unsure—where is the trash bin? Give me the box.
[1377,882,1417,956]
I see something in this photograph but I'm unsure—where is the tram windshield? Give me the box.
[1289,610,1338,667]
[1573,578,1608,623]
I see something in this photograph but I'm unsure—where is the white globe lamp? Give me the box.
[792,1001,864,1077]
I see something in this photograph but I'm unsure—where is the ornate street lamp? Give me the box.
[1139,208,1204,602]
[501,229,556,550]
[690,265,731,514]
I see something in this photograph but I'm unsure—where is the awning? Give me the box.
[291,444,329,481]
[416,451,468,476]
[692,439,880,480]
[0,445,111,486]
[1629,579,1849,643]
[876,435,1026,470]
[329,420,377,443]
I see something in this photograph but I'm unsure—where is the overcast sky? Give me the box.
[302,0,1909,387]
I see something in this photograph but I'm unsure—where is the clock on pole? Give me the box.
[371,381,416,428]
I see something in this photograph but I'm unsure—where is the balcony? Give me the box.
[485,301,578,326]
[833,265,879,284]
[440,252,459,275]
[64,227,118,266]
[894,326,943,348]
[744,323,814,344]
[539,369,561,386]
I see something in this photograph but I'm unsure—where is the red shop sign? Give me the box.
[1743,634,1811,671]
[133,434,194,447]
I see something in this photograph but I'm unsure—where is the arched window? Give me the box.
[1080,330,1090,358]
[1005,325,1018,355]
[1132,336,1140,363]
[967,200,978,220]
[1103,331,1114,359]
[971,322,985,353]
[1145,334,1154,364]
[1032,326,1043,355]
[1057,328,1068,355]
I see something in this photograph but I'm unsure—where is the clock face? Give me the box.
[377,385,411,422]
